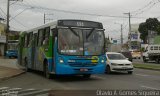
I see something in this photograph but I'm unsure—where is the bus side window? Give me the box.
[38,29,45,46]
[34,33,37,46]
[28,32,33,47]
[24,34,29,47]
[43,27,50,46]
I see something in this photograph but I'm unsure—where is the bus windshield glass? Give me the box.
[58,28,104,55]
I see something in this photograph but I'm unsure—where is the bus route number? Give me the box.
[77,22,84,26]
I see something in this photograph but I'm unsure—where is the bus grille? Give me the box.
[68,62,97,67]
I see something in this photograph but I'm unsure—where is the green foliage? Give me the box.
[140,47,145,52]
[138,18,160,43]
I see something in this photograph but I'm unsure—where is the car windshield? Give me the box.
[107,54,126,60]
[58,28,105,55]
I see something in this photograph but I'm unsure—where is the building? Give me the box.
[148,30,160,44]
[0,22,20,56]
[0,23,6,56]
[130,24,141,51]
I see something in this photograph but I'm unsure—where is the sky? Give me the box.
[0,0,160,43]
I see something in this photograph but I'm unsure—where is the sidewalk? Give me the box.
[0,57,25,81]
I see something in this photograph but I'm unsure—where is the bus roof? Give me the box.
[25,19,103,33]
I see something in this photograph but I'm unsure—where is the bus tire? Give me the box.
[83,74,91,78]
[106,65,111,74]
[24,58,30,72]
[44,61,51,79]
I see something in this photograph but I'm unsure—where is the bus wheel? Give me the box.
[44,61,51,79]
[83,74,91,78]
[106,65,111,74]
[24,58,29,72]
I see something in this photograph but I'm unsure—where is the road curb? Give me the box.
[134,66,160,71]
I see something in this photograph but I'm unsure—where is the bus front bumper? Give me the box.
[55,64,106,75]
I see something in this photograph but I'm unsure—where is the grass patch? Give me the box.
[133,63,160,71]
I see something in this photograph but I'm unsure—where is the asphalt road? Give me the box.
[0,68,160,91]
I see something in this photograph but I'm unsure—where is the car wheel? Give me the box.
[128,71,133,74]
[106,66,111,74]
[143,57,147,63]
[44,61,51,79]
[83,74,91,78]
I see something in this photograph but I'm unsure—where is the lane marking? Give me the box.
[0,87,9,90]
[135,74,149,77]
[141,85,160,90]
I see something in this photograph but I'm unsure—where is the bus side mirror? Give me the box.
[51,28,58,37]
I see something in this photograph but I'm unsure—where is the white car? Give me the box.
[106,52,133,74]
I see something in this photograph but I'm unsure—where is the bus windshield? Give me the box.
[58,28,105,55]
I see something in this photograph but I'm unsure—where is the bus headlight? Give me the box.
[101,60,105,63]
[59,59,64,63]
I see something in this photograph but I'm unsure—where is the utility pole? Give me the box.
[5,0,10,55]
[44,13,54,24]
[124,12,131,50]
[114,22,123,45]
[5,0,22,55]
[121,24,123,45]
[44,13,46,24]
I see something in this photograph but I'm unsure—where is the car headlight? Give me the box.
[6,51,8,54]
[111,63,118,66]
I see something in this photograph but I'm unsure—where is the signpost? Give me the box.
[0,36,6,43]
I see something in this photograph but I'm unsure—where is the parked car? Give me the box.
[121,51,133,62]
[5,49,18,58]
[106,52,133,74]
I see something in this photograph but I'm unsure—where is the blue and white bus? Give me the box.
[18,19,106,78]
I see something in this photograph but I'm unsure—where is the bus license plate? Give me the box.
[80,68,88,72]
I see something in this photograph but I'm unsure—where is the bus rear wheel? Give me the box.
[44,61,51,79]
[24,58,29,72]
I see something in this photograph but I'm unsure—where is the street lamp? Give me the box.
[114,22,123,45]
[123,12,131,50]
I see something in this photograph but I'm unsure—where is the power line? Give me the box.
[15,2,146,19]
[131,0,154,13]
[0,5,27,28]
[0,7,7,18]
[131,0,160,16]
[12,18,27,28]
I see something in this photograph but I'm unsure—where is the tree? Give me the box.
[138,18,160,43]
[138,22,148,43]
